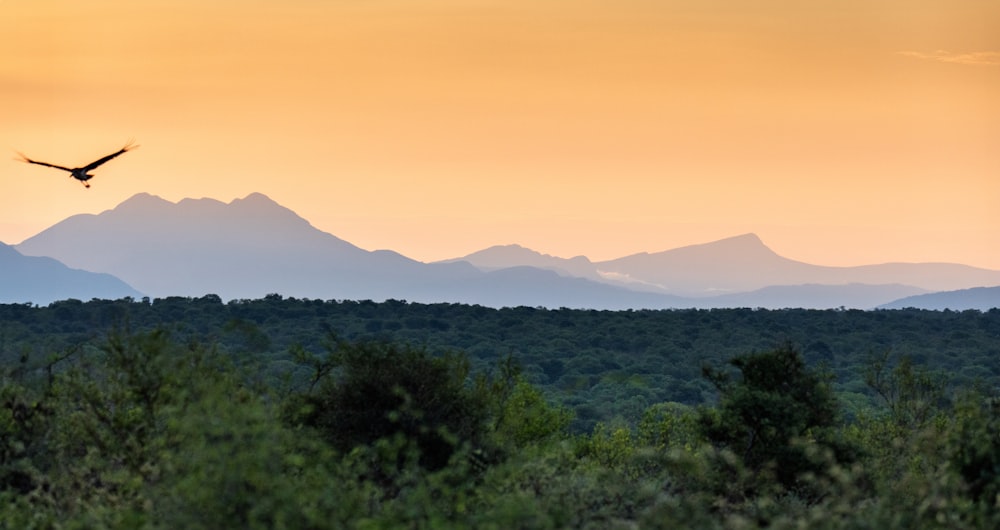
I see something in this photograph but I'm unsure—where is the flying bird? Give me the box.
[16,141,138,188]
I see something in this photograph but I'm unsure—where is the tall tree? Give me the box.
[699,344,852,493]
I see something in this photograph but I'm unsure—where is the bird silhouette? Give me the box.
[16,141,138,188]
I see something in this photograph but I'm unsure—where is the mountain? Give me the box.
[0,242,143,304]
[430,266,692,310]
[14,193,690,309]
[437,244,603,280]
[591,234,1000,297]
[697,283,929,310]
[591,234,815,296]
[17,193,999,310]
[446,233,1000,308]
[15,193,470,301]
[879,286,1000,311]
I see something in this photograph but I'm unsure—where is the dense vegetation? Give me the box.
[3,297,998,430]
[2,297,999,528]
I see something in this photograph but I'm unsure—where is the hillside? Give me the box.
[879,286,1000,311]
[15,193,1000,309]
[14,193,688,308]
[0,242,142,304]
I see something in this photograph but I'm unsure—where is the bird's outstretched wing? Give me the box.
[15,152,74,173]
[81,140,138,171]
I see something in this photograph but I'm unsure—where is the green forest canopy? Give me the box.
[3,297,1000,528]
[2,296,997,431]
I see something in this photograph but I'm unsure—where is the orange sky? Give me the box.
[3,0,999,268]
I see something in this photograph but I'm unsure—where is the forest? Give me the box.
[1,296,999,528]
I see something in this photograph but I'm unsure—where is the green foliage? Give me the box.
[699,344,855,495]
[480,355,573,450]
[471,440,663,529]
[864,350,947,429]
[948,394,1000,507]
[636,401,702,452]
[4,300,1000,528]
[490,379,573,450]
[149,387,363,530]
[584,423,635,469]
[7,299,1000,430]
[289,339,490,472]
[0,329,370,529]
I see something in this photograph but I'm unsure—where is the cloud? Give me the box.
[898,50,1000,66]
[596,270,670,290]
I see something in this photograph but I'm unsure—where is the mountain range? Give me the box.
[0,242,142,305]
[447,235,999,297]
[878,286,1000,311]
[7,192,1000,310]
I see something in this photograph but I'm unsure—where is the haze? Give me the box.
[3,0,998,268]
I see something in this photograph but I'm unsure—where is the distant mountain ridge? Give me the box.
[12,192,1000,309]
[444,233,1000,298]
[878,286,1000,311]
[0,242,142,304]
[14,193,688,309]
[439,244,603,280]
[697,283,929,310]
[16,193,470,301]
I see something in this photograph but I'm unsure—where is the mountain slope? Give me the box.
[440,266,693,310]
[593,234,815,296]
[14,193,691,308]
[592,233,1000,297]
[697,283,929,310]
[0,242,143,304]
[18,194,998,309]
[447,234,1000,308]
[438,244,603,280]
[15,193,475,300]
[879,286,1000,311]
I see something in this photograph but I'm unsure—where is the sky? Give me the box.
[2,0,999,268]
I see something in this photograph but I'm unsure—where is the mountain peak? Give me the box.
[115,192,173,210]
[235,192,277,204]
[443,243,600,280]
[114,192,281,211]
[226,193,312,229]
[15,191,370,300]
[667,233,779,260]
[727,233,764,244]
[593,233,801,297]
[691,232,767,250]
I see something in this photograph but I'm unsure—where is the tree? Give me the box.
[699,343,853,494]
[864,350,945,430]
[290,339,490,472]
[948,394,1000,507]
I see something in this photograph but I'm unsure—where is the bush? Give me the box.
[291,339,490,472]
[699,344,856,495]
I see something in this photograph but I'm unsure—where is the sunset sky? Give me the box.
[3,0,998,268]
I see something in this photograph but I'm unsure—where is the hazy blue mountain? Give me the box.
[0,242,143,304]
[14,193,690,308]
[443,234,998,298]
[592,234,816,296]
[696,283,929,310]
[592,233,1000,297]
[437,244,604,280]
[16,193,473,301]
[17,193,998,309]
[840,263,1000,293]
[878,286,1000,311]
[447,233,1000,308]
[438,266,693,310]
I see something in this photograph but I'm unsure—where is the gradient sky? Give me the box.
[3,0,998,268]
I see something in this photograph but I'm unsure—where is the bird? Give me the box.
[15,141,138,188]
